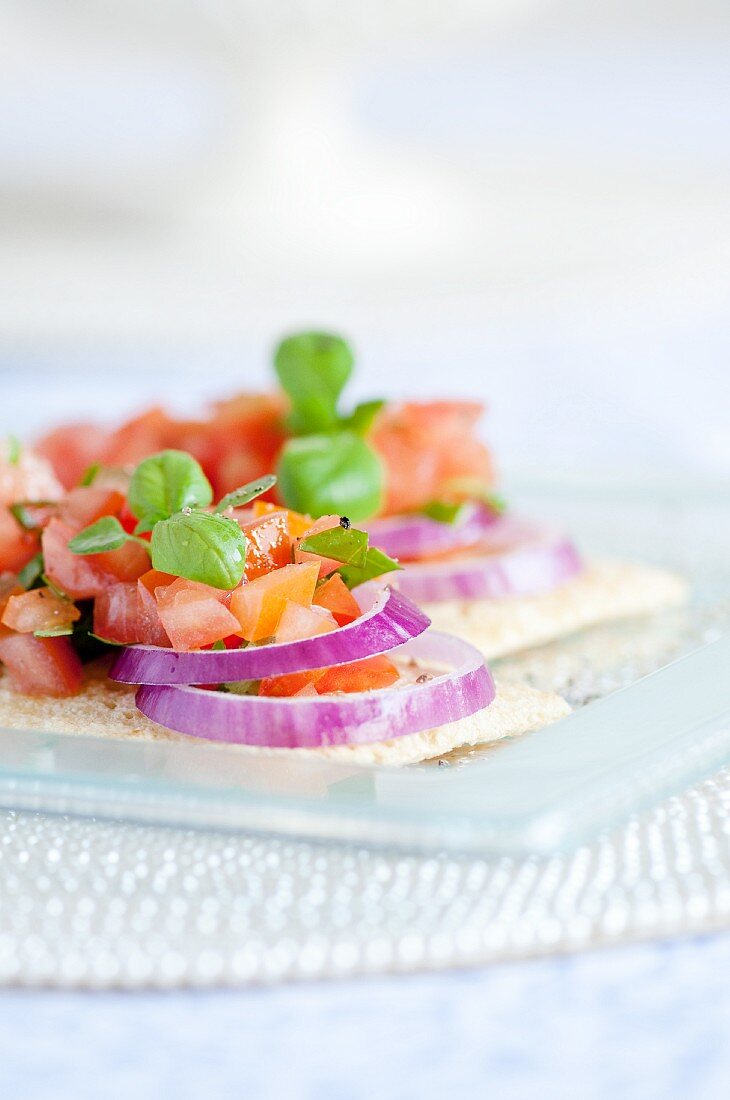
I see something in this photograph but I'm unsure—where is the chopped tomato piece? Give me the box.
[315,655,399,695]
[2,588,80,634]
[0,633,82,696]
[155,578,240,651]
[238,511,291,581]
[42,519,111,599]
[136,578,171,647]
[274,600,337,642]
[35,422,110,490]
[138,568,176,596]
[0,508,39,573]
[259,668,325,698]
[94,539,150,583]
[59,487,125,531]
[252,500,312,539]
[371,401,494,514]
[93,583,143,644]
[229,561,320,642]
[313,575,361,626]
[0,444,64,504]
[293,515,342,579]
[102,406,172,468]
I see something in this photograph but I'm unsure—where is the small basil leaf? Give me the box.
[341,399,385,437]
[215,474,277,513]
[274,331,354,435]
[150,511,246,590]
[441,479,507,515]
[422,500,469,525]
[67,516,129,555]
[9,501,56,532]
[338,547,401,590]
[18,553,44,590]
[7,436,21,465]
[221,680,260,696]
[128,450,213,528]
[298,527,369,568]
[34,625,74,638]
[79,462,101,487]
[277,431,383,523]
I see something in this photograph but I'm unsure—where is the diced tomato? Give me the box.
[313,574,361,626]
[314,655,399,695]
[252,500,313,539]
[0,508,40,573]
[2,588,80,634]
[35,422,110,490]
[0,633,82,696]
[102,406,172,468]
[138,568,176,596]
[259,668,325,698]
[293,515,343,579]
[94,539,150,583]
[0,576,24,639]
[0,444,64,504]
[59,486,125,532]
[42,518,111,598]
[93,583,143,644]
[274,600,337,642]
[371,401,494,515]
[229,561,320,642]
[155,578,240,651]
[238,511,291,581]
[136,577,171,647]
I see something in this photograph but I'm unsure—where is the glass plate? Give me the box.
[0,478,727,853]
[1,486,725,853]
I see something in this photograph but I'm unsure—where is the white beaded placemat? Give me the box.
[0,762,729,989]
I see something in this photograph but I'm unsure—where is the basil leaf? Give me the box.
[298,526,368,568]
[441,479,507,515]
[338,547,401,590]
[34,625,74,638]
[215,474,277,513]
[150,511,246,590]
[274,331,354,435]
[7,436,21,465]
[79,462,101,487]
[341,399,385,437]
[128,450,213,532]
[67,516,129,555]
[9,501,56,532]
[422,500,469,525]
[277,431,383,523]
[18,553,44,590]
[221,680,260,696]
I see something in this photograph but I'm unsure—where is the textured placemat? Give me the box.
[0,758,729,989]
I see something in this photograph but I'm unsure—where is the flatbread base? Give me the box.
[0,663,569,767]
[422,558,688,660]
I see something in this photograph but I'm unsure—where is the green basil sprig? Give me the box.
[273,331,385,522]
[128,450,213,533]
[277,432,383,523]
[215,474,277,513]
[67,516,146,555]
[150,512,246,590]
[298,522,400,590]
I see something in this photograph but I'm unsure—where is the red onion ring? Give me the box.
[366,504,512,560]
[135,631,495,748]
[370,532,582,604]
[109,586,430,686]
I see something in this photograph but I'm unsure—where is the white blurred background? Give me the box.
[0,0,728,487]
